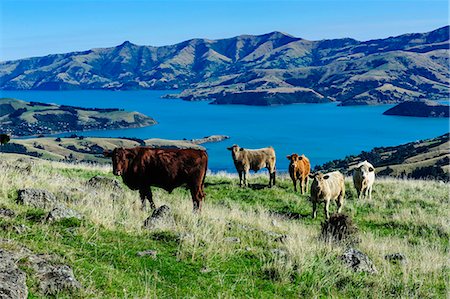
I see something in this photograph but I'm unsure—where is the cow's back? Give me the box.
[123,147,207,191]
[246,147,275,170]
[297,156,310,177]
[312,171,344,201]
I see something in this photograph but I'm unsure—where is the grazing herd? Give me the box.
[105,144,376,218]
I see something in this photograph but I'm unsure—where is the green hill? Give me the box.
[316,133,449,181]
[0,98,156,137]
[0,153,447,298]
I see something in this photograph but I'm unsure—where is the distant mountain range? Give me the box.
[1,26,449,106]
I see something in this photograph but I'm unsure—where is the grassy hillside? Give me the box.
[316,133,449,181]
[0,135,228,164]
[0,98,156,136]
[0,153,448,298]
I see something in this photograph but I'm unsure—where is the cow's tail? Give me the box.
[201,153,208,198]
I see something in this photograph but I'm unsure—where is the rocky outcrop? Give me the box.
[383,100,449,117]
[340,248,377,274]
[45,206,82,222]
[16,189,57,209]
[87,176,122,190]
[0,249,28,299]
[143,205,174,229]
[190,135,230,145]
[0,243,81,297]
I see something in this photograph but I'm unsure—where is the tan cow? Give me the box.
[227,145,276,187]
[352,160,375,200]
[287,154,310,194]
[309,171,345,219]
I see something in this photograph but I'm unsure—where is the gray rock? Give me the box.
[137,250,157,258]
[270,248,288,258]
[143,205,173,229]
[16,189,57,209]
[200,267,211,273]
[385,253,407,264]
[341,248,377,274]
[224,237,240,243]
[0,208,15,218]
[87,176,121,190]
[37,264,81,295]
[266,231,287,242]
[46,206,82,222]
[0,249,28,299]
[13,224,30,235]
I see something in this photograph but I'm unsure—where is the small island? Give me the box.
[0,98,156,136]
[383,100,449,118]
[209,88,331,106]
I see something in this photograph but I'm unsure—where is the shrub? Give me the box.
[321,213,359,245]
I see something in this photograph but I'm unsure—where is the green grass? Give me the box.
[0,154,448,298]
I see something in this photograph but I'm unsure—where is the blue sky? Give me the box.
[0,0,448,61]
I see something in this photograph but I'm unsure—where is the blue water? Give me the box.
[1,90,449,172]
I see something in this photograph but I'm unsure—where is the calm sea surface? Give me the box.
[1,90,448,172]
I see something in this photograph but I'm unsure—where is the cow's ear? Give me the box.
[286,155,291,160]
[226,147,233,151]
[239,147,244,151]
[308,173,315,179]
[103,150,112,157]
[323,175,330,180]
[369,166,375,172]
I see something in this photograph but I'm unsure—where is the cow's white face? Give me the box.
[359,164,374,181]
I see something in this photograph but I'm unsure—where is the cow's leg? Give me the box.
[303,176,309,194]
[312,201,317,219]
[140,188,155,211]
[139,189,147,211]
[368,185,373,200]
[293,178,298,192]
[337,190,345,214]
[146,189,156,210]
[190,186,203,212]
[268,168,275,188]
[356,188,361,200]
[324,199,330,219]
[337,198,343,214]
[243,169,249,187]
[238,171,243,187]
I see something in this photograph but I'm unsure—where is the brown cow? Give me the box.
[287,154,310,194]
[104,147,208,212]
[227,145,276,187]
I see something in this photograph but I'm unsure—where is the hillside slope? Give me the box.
[0,154,448,297]
[0,135,229,163]
[0,98,156,136]
[315,133,449,181]
[1,27,448,106]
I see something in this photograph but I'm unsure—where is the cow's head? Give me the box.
[103,147,133,176]
[227,144,242,154]
[309,172,329,182]
[287,153,303,163]
[357,161,375,182]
